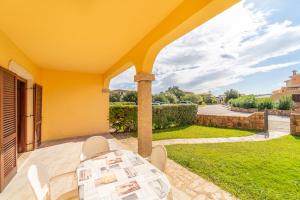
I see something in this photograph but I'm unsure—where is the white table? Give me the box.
[76,150,171,200]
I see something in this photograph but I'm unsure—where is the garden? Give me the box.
[109,104,256,139]
[167,136,300,200]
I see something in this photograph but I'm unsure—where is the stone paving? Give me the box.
[0,134,122,200]
[113,133,238,200]
[0,133,237,200]
[153,131,289,146]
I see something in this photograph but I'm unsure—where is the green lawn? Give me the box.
[166,136,300,200]
[152,125,255,141]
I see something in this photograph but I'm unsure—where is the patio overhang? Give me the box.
[0,0,239,152]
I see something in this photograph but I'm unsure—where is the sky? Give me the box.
[110,0,300,96]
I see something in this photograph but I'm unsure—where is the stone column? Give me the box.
[134,72,155,157]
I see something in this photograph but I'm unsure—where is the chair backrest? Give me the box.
[81,136,109,160]
[150,145,167,172]
[27,164,51,200]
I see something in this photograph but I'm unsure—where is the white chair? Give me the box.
[80,136,109,161]
[27,164,78,200]
[150,145,167,172]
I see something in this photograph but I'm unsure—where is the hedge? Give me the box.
[109,104,198,133]
[229,95,256,109]
[256,98,274,110]
[110,102,136,105]
[229,95,293,110]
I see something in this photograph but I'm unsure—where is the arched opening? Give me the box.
[109,66,137,105]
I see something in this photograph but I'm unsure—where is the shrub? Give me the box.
[229,95,257,109]
[153,93,168,103]
[181,94,203,105]
[256,98,274,110]
[277,95,293,110]
[110,102,136,105]
[109,105,137,133]
[109,92,122,102]
[122,91,137,103]
[153,104,198,129]
[224,89,240,103]
[109,104,198,132]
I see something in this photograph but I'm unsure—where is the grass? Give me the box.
[166,136,300,200]
[152,125,255,141]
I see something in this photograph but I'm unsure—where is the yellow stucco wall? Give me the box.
[40,69,109,141]
[0,30,41,82]
[0,30,110,142]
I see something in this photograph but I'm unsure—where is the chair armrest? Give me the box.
[49,171,78,200]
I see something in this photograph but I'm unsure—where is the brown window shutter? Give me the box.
[33,84,42,148]
[0,67,17,192]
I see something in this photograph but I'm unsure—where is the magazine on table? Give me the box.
[95,174,118,186]
[129,156,144,166]
[78,168,92,184]
[147,178,168,199]
[123,167,138,178]
[121,193,139,200]
[116,180,141,196]
[107,157,123,166]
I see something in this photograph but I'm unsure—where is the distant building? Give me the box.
[271,70,300,100]
[110,89,134,95]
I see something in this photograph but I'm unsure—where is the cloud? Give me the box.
[109,67,136,90]
[110,0,300,94]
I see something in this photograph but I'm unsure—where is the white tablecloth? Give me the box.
[76,150,171,200]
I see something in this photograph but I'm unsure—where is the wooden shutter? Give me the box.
[33,84,42,148]
[0,67,17,192]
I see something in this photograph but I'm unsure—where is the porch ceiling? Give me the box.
[0,0,183,73]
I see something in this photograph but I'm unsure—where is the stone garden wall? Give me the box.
[290,113,300,136]
[230,107,290,117]
[197,112,266,131]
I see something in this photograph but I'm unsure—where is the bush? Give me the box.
[229,95,257,109]
[277,95,293,110]
[109,105,137,132]
[110,102,136,105]
[224,89,240,103]
[152,104,198,129]
[109,104,198,132]
[122,91,137,103]
[256,98,274,110]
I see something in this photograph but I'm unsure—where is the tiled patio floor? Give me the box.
[0,134,237,200]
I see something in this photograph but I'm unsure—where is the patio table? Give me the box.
[76,149,171,200]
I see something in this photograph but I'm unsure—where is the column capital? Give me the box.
[102,88,110,93]
[134,72,155,82]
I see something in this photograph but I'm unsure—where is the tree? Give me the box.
[201,93,217,105]
[181,94,201,104]
[166,86,185,100]
[122,91,137,103]
[164,92,177,104]
[109,92,122,102]
[153,92,168,103]
[224,89,240,103]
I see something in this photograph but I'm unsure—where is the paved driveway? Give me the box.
[198,105,290,133]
